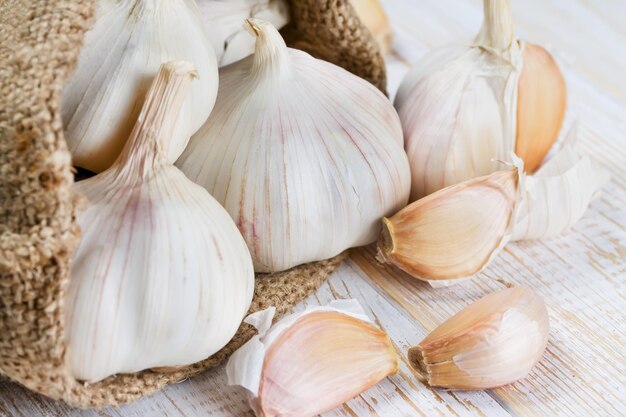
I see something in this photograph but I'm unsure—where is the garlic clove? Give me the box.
[516,43,567,173]
[62,0,218,172]
[66,61,254,382]
[177,19,411,273]
[350,0,393,55]
[377,169,519,282]
[408,286,549,390]
[227,300,398,417]
[513,144,610,241]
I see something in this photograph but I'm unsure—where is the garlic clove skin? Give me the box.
[377,168,519,282]
[197,0,290,67]
[66,61,254,383]
[516,43,567,173]
[177,19,411,273]
[226,300,398,417]
[512,144,610,241]
[62,0,218,173]
[349,0,393,54]
[408,286,549,390]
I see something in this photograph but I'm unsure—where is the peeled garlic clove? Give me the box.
[197,0,290,67]
[227,300,398,417]
[62,0,218,172]
[395,0,565,200]
[377,169,519,282]
[66,62,254,382]
[350,0,393,54]
[513,145,610,241]
[177,19,411,273]
[409,286,549,390]
[516,43,567,173]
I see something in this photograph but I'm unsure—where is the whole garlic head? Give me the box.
[177,19,411,273]
[62,0,218,172]
[66,62,254,383]
[395,0,566,201]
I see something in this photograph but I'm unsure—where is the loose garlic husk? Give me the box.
[61,0,218,173]
[65,61,254,383]
[377,168,519,282]
[226,300,398,417]
[513,144,610,240]
[177,19,411,273]
[395,0,566,200]
[197,0,289,67]
[350,0,393,54]
[408,286,549,390]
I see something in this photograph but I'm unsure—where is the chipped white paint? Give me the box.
[1,0,625,415]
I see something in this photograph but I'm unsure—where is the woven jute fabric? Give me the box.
[283,0,388,94]
[0,0,380,409]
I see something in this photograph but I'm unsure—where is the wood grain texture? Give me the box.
[1,0,625,416]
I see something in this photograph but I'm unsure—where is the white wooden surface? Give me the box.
[1,0,625,416]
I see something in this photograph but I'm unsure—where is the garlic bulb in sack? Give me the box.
[178,19,411,273]
[61,0,218,173]
[66,62,254,383]
[197,0,289,67]
[226,300,398,417]
[395,0,566,201]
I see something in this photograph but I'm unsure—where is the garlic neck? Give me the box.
[476,0,514,52]
[247,18,292,82]
[114,61,198,179]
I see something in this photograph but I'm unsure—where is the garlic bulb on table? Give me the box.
[226,300,398,417]
[66,62,254,383]
[409,286,549,389]
[197,0,289,67]
[61,0,218,173]
[178,19,411,273]
[395,0,566,200]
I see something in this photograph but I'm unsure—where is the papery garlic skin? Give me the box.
[62,0,218,172]
[377,168,519,282]
[226,300,398,417]
[395,0,565,201]
[409,286,549,389]
[513,145,610,240]
[178,19,411,273]
[66,62,254,383]
[197,0,289,67]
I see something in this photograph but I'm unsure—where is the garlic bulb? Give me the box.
[178,19,411,273]
[377,168,519,282]
[197,0,289,67]
[409,286,549,389]
[66,62,254,383]
[226,300,398,417]
[62,0,218,173]
[350,0,393,54]
[395,0,566,200]
[513,145,610,240]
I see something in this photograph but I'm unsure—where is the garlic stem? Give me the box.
[476,0,514,51]
[115,61,198,179]
[246,18,292,81]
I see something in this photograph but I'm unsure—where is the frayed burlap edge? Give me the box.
[0,0,376,409]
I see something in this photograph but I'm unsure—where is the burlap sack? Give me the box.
[0,0,385,408]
